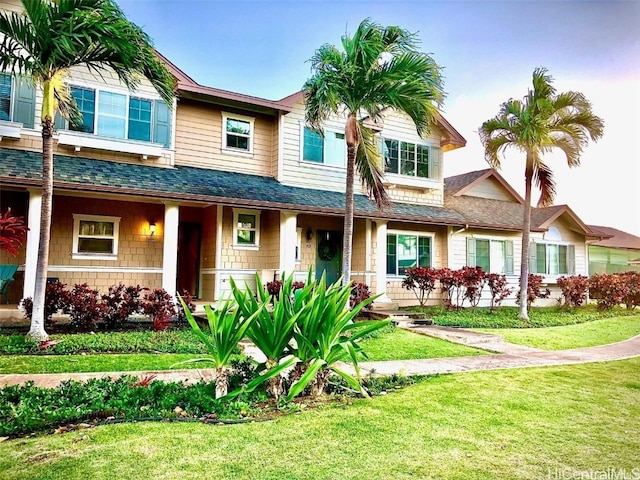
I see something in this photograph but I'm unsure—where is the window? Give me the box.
[531,243,575,275]
[72,214,120,259]
[223,113,254,153]
[467,238,514,274]
[302,127,346,167]
[0,73,11,121]
[387,233,432,276]
[233,209,260,248]
[382,138,440,180]
[64,86,170,146]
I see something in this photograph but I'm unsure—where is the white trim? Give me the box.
[58,131,164,158]
[162,202,180,298]
[222,111,254,154]
[0,120,22,140]
[233,208,261,249]
[72,214,120,260]
[214,205,223,300]
[277,112,285,182]
[381,136,439,183]
[47,266,162,274]
[23,189,42,299]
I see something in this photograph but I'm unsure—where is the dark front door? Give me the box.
[177,222,201,297]
[315,230,342,285]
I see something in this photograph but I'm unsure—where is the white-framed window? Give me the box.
[223,112,254,153]
[381,137,440,180]
[233,209,260,249]
[531,242,575,276]
[301,126,346,167]
[0,73,13,122]
[386,231,433,276]
[467,238,514,274]
[61,86,171,147]
[72,214,120,260]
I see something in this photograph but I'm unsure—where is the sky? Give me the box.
[119,0,640,237]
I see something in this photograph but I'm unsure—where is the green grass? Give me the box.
[1,359,638,480]
[358,327,487,361]
[474,314,640,350]
[412,304,638,328]
[0,353,219,374]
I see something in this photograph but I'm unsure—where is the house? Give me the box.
[587,226,640,274]
[0,1,602,311]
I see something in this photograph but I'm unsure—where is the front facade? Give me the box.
[0,3,603,308]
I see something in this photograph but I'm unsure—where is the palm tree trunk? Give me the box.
[27,116,53,342]
[518,153,534,321]
[214,366,229,399]
[342,113,359,288]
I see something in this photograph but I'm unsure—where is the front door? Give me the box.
[177,222,201,297]
[315,230,342,285]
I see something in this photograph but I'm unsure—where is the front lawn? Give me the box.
[1,358,637,480]
[474,314,640,350]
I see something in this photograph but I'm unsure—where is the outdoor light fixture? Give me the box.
[306,227,313,241]
[147,222,157,242]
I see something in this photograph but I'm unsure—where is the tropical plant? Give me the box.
[287,273,388,400]
[0,0,175,341]
[486,273,512,312]
[304,18,445,286]
[402,266,439,307]
[479,67,604,320]
[0,208,28,256]
[178,295,262,399]
[557,275,589,309]
[515,274,551,310]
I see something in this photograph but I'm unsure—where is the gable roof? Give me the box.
[0,148,466,227]
[444,168,524,203]
[279,91,466,150]
[588,225,640,250]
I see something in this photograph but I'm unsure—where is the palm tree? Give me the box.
[479,68,604,321]
[0,0,175,341]
[303,18,445,286]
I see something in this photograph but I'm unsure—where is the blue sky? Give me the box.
[120,0,640,236]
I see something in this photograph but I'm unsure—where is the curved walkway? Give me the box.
[1,330,639,388]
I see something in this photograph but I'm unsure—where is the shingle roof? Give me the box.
[588,225,640,250]
[444,169,491,196]
[0,148,465,226]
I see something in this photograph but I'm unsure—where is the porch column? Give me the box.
[365,219,372,287]
[162,202,180,298]
[214,205,223,300]
[23,188,42,300]
[374,220,393,306]
[279,210,298,277]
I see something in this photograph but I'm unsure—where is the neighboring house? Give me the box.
[0,2,605,308]
[587,226,640,274]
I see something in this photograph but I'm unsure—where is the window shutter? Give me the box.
[430,146,441,180]
[53,112,66,131]
[153,100,171,148]
[13,76,35,128]
[505,240,514,274]
[529,242,537,273]
[466,237,476,267]
[567,244,576,275]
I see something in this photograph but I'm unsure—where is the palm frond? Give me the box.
[355,125,391,210]
[532,159,556,207]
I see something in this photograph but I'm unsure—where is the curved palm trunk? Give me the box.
[27,116,53,342]
[518,153,534,321]
[341,114,358,287]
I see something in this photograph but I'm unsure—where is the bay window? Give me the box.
[382,138,440,180]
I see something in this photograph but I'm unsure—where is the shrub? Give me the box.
[589,272,640,310]
[621,272,640,310]
[101,284,145,329]
[266,280,283,300]
[461,266,487,309]
[67,284,105,330]
[350,282,372,311]
[20,280,71,326]
[0,208,27,256]
[486,273,512,312]
[142,288,176,330]
[516,274,551,310]
[557,275,589,308]
[438,268,465,309]
[402,267,438,307]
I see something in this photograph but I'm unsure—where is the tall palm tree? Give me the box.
[0,0,175,341]
[304,18,445,286]
[479,68,604,321]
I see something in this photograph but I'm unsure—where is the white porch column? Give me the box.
[279,210,298,277]
[365,219,372,287]
[214,205,223,300]
[374,220,393,306]
[162,202,180,298]
[23,188,42,299]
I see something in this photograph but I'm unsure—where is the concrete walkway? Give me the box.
[1,328,639,388]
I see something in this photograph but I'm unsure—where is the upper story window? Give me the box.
[467,238,514,274]
[0,73,35,129]
[387,232,432,276]
[0,74,12,122]
[233,209,260,249]
[72,214,120,260]
[531,242,575,276]
[302,127,346,167]
[382,138,440,180]
[60,86,171,148]
[223,113,254,153]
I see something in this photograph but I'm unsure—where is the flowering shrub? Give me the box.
[557,275,589,308]
[486,273,512,311]
[350,282,372,311]
[516,274,551,310]
[402,267,438,307]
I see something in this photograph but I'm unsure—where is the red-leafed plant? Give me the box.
[142,288,176,330]
[67,283,105,330]
[20,280,71,326]
[438,268,465,310]
[486,273,512,312]
[402,266,438,307]
[461,266,487,309]
[175,289,196,325]
[620,271,640,310]
[350,281,372,311]
[101,283,144,328]
[557,275,589,309]
[516,274,551,311]
[0,208,28,257]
